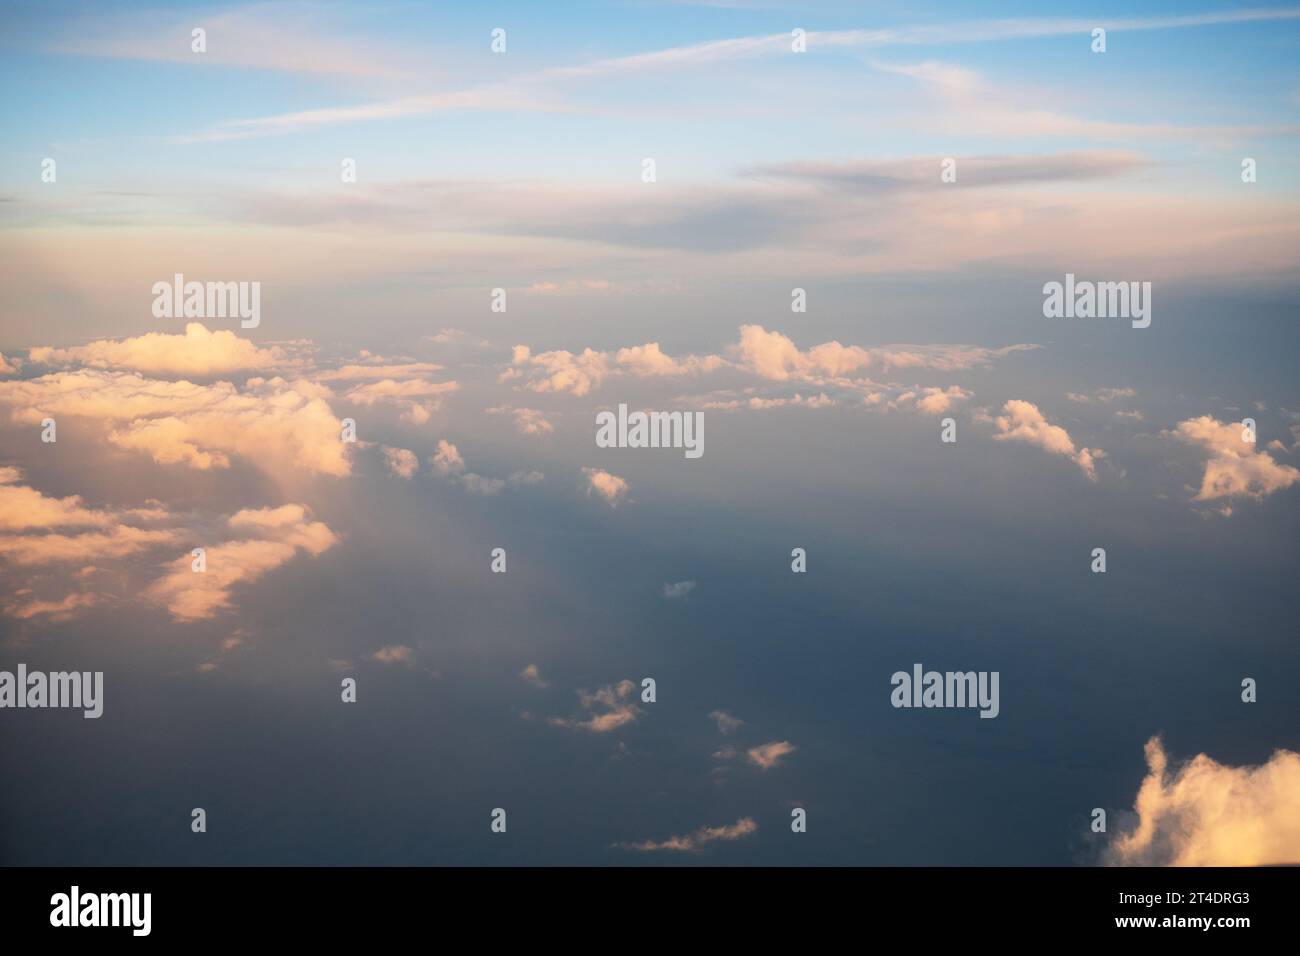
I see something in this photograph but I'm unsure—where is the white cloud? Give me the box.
[582,467,629,507]
[382,446,419,479]
[1168,416,1300,503]
[663,580,696,599]
[28,323,295,376]
[991,399,1101,480]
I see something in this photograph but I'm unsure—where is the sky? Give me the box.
[1,0,1298,866]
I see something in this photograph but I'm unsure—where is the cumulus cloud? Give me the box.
[746,739,796,770]
[991,399,1101,480]
[340,377,459,424]
[519,663,548,688]
[734,325,1032,380]
[505,341,725,396]
[709,710,744,735]
[0,371,351,478]
[0,353,19,375]
[383,446,418,478]
[486,405,554,435]
[662,580,696,599]
[430,440,539,495]
[614,817,757,852]
[143,504,338,621]
[582,467,629,506]
[1168,416,1300,503]
[1107,736,1300,866]
[27,323,295,376]
[548,678,640,732]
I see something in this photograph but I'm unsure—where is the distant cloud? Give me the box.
[519,664,548,688]
[747,739,796,770]
[614,817,757,852]
[991,400,1101,480]
[1168,416,1300,503]
[0,370,351,479]
[28,323,295,376]
[143,504,338,621]
[487,406,555,435]
[709,710,744,735]
[1107,736,1300,866]
[382,446,418,479]
[371,645,416,666]
[662,580,696,599]
[549,679,639,733]
[582,467,629,507]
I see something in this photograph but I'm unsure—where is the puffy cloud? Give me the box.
[582,467,629,506]
[430,440,537,495]
[27,323,294,376]
[486,406,554,435]
[506,341,724,396]
[519,664,548,688]
[0,353,18,375]
[709,710,744,735]
[431,440,465,475]
[734,325,1032,380]
[0,468,117,531]
[1108,737,1300,866]
[991,399,1101,480]
[746,739,796,770]
[662,580,696,599]
[341,378,458,424]
[0,370,351,478]
[371,645,416,665]
[383,446,418,479]
[1168,416,1300,502]
[143,504,338,621]
[548,679,639,732]
[615,817,757,852]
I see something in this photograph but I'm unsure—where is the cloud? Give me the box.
[662,580,696,599]
[371,645,416,665]
[431,439,465,475]
[430,440,539,495]
[3,591,100,622]
[0,353,18,375]
[519,664,548,688]
[487,406,554,435]
[746,739,796,770]
[383,446,418,479]
[747,151,1150,191]
[0,371,351,478]
[505,341,725,396]
[1168,416,1300,503]
[991,400,1101,480]
[340,378,458,424]
[1107,736,1300,866]
[614,817,757,852]
[709,710,744,735]
[1067,387,1137,404]
[548,679,640,732]
[143,504,338,621]
[582,467,629,507]
[28,323,294,376]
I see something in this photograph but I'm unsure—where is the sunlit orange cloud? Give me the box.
[1109,737,1300,866]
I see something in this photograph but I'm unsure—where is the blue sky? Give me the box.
[1,1,1298,865]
